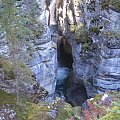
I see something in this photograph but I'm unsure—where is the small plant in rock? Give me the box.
[101,0,120,11]
[89,27,100,34]
[72,23,92,45]
[101,0,110,10]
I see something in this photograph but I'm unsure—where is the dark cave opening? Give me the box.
[58,37,73,68]
[56,38,88,106]
[65,83,88,106]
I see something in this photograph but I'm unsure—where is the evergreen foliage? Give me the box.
[0,0,42,104]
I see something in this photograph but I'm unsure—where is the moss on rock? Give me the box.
[26,102,51,120]
[0,90,16,105]
[101,0,120,12]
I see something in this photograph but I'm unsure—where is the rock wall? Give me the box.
[81,0,120,94]
[0,0,60,95]
[30,35,58,94]
[57,0,120,97]
[29,0,60,94]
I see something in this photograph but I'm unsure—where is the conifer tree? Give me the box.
[0,0,42,103]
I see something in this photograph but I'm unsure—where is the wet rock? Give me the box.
[56,67,71,86]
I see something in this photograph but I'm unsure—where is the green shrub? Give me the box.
[0,55,15,80]
[0,90,16,105]
[56,102,73,120]
[89,27,100,34]
[26,102,51,120]
[100,105,120,120]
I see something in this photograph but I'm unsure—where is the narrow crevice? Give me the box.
[56,38,88,106]
[55,38,73,98]
[58,37,73,68]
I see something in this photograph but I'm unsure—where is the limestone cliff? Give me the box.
[0,0,120,98]
[54,0,120,97]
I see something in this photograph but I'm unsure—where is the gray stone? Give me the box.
[61,0,120,97]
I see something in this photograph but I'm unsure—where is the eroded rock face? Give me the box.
[30,35,58,94]
[93,32,120,93]
[84,1,120,94]
[31,0,63,94]
[80,1,120,95]
[58,0,120,97]
[75,1,120,95]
